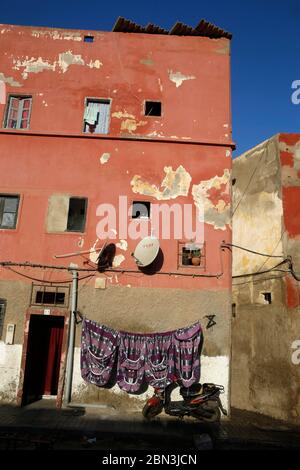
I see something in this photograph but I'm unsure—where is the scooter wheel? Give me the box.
[142,402,164,420]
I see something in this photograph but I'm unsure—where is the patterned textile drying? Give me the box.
[81,318,202,393]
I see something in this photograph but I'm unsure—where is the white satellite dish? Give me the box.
[132,236,160,267]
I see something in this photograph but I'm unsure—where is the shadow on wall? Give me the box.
[97,244,164,275]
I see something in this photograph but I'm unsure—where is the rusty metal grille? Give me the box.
[177,241,206,269]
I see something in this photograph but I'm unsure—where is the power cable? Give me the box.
[4,266,95,284]
[222,242,285,258]
[232,146,265,215]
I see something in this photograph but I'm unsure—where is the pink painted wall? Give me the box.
[0,24,232,291]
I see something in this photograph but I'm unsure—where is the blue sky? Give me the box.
[1,0,300,155]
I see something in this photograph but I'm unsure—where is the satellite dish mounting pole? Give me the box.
[64,269,78,405]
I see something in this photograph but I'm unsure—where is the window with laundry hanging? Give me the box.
[5,95,32,129]
[83,98,111,134]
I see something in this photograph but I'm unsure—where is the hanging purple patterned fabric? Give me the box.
[172,322,202,387]
[117,332,147,393]
[81,319,202,393]
[81,318,119,386]
[144,330,173,389]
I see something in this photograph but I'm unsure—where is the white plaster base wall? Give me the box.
[71,347,229,411]
[0,342,22,403]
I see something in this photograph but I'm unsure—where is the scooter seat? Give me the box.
[180,383,203,398]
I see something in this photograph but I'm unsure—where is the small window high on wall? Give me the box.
[5,95,32,129]
[144,101,162,117]
[83,98,111,134]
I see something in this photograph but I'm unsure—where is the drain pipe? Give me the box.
[64,269,78,405]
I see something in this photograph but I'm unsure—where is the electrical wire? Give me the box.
[222,242,285,258]
[232,274,286,287]
[232,259,290,279]
[4,266,95,284]
[255,229,286,273]
[232,145,265,215]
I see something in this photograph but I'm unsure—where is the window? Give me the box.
[5,95,32,129]
[132,201,151,219]
[36,291,65,305]
[0,195,20,229]
[31,284,69,307]
[0,299,6,339]
[178,241,205,269]
[145,101,162,117]
[261,292,272,304]
[84,35,94,43]
[83,98,111,134]
[67,197,87,232]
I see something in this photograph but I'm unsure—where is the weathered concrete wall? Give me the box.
[279,133,300,309]
[0,23,232,408]
[232,135,300,424]
[0,280,31,344]
[0,342,22,403]
[0,24,232,145]
[71,347,230,412]
[0,277,231,406]
[231,298,300,424]
[232,136,283,275]
[72,285,231,409]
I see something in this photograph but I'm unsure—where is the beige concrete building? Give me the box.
[231,133,300,424]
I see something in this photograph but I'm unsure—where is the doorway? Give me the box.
[22,315,64,405]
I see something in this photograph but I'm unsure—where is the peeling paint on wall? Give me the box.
[112,254,125,267]
[31,30,82,41]
[12,51,102,78]
[58,51,85,73]
[0,343,22,403]
[100,153,111,165]
[112,110,146,132]
[116,240,128,251]
[121,119,147,134]
[147,131,164,138]
[112,111,135,119]
[13,57,55,79]
[131,165,191,200]
[168,70,196,88]
[280,141,300,186]
[89,239,100,263]
[0,72,22,87]
[78,237,84,248]
[87,59,103,69]
[192,169,231,230]
[158,78,163,92]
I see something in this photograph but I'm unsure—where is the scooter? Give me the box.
[142,381,227,422]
